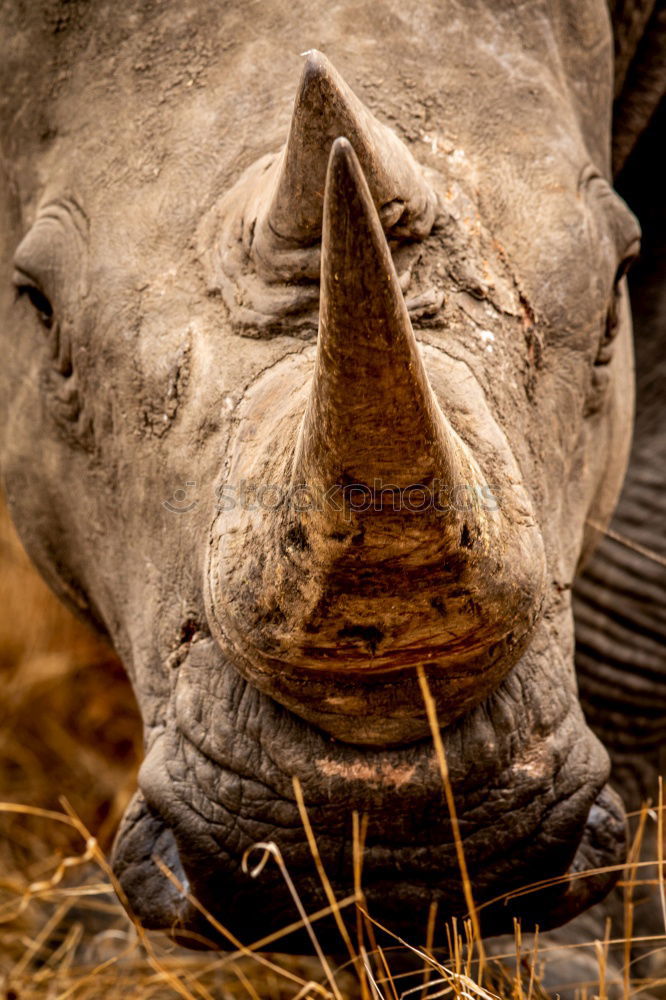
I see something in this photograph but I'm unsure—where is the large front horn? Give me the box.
[205,140,547,745]
[294,136,476,501]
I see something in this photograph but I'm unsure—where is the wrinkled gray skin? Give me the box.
[0,0,652,960]
[540,103,666,997]
[489,103,666,997]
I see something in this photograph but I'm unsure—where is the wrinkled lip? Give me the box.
[477,782,626,932]
[112,777,626,952]
[111,632,627,951]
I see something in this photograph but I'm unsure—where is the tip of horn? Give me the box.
[326,133,362,181]
[322,136,404,336]
[300,48,330,86]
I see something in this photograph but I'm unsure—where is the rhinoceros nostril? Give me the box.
[179,618,200,644]
[430,596,448,617]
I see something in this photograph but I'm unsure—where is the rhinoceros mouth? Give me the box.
[112,779,624,952]
[111,622,626,949]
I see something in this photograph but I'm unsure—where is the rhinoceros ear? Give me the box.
[293,136,468,492]
[264,49,438,246]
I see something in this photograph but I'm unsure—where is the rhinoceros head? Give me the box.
[0,0,640,947]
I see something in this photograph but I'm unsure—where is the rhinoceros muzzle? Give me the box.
[203,53,547,745]
[112,630,626,950]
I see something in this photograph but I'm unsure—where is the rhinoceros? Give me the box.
[0,0,663,968]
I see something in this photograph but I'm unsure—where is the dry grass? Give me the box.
[0,499,664,999]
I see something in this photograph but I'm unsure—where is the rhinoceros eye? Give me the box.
[13,272,54,330]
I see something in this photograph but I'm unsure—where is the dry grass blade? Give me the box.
[595,916,611,1000]
[0,802,79,826]
[464,920,474,981]
[0,806,97,925]
[421,901,439,1000]
[290,981,335,1000]
[586,519,666,569]
[293,773,365,993]
[513,918,523,1000]
[624,802,649,999]
[52,952,123,1000]
[243,841,341,1000]
[479,858,659,911]
[452,920,461,980]
[153,853,333,996]
[356,905,501,1000]
[525,925,539,1000]
[231,963,264,1000]
[350,810,383,989]
[352,809,373,1000]
[180,892,362,989]
[361,945,387,1000]
[10,897,73,979]
[56,799,203,1000]
[401,974,456,1000]
[416,666,485,980]
[33,919,83,984]
[657,775,666,931]
[376,945,400,1000]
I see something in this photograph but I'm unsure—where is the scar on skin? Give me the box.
[317,758,419,788]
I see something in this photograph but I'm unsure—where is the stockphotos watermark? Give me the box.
[162,479,504,519]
